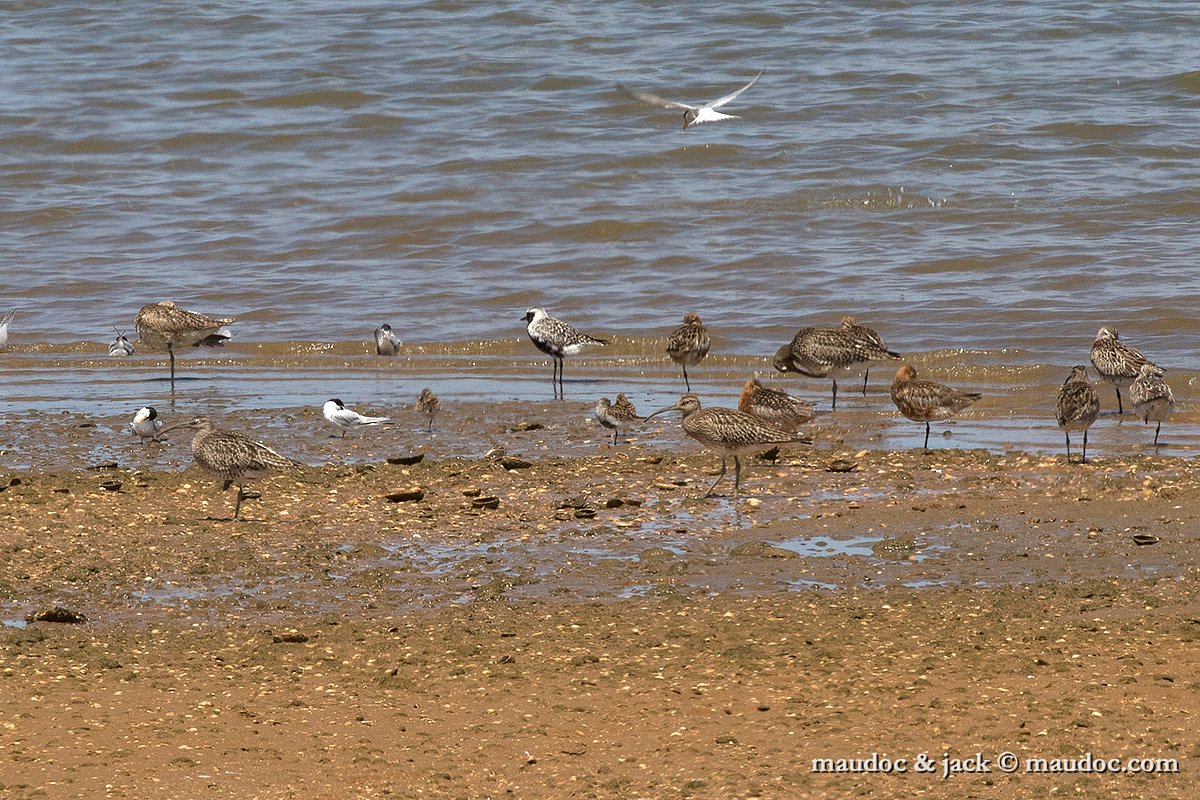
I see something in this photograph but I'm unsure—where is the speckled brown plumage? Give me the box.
[1089,327,1153,415]
[1129,363,1174,446]
[775,326,899,410]
[416,388,440,432]
[595,393,642,444]
[841,315,887,394]
[665,312,711,391]
[890,364,981,450]
[1055,365,1100,462]
[737,378,814,432]
[135,301,237,382]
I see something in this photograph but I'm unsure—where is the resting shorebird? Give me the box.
[595,393,642,445]
[665,312,711,391]
[738,378,814,432]
[646,394,811,497]
[619,69,764,129]
[1055,366,1100,463]
[130,406,163,444]
[890,364,982,450]
[840,316,888,394]
[416,388,440,432]
[156,417,303,521]
[1090,327,1153,415]
[374,324,402,356]
[774,327,900,410]
[322,398,391,438]
[523,306,607,398]
[1129,363,1174,446]
[0,310,15,348]
[108,327,135,357]
[134,301,236,383]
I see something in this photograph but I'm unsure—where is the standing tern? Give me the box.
[322,398,392,438]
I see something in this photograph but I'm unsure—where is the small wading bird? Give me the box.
[523,306,608,399]
[1054,366,1100,463]
[156,417,303,521]
[0,310,15,348]
[890,364,982,450]
[665,312,711,391]
[646,393,811,497]
[374,324,402,356]
[1089,326,1153,415]
[108,327,134,357]
[774,327,900,410]
[130,406,163,445]
[595,393,642,445]
[415,388,440,432]
[322,398,391,438]
[619,69,764,129]
[134,301,236,384]
[1129,363,1174,446]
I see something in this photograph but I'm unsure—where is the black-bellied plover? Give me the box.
[774,327,900,410]
[841,315,887,394]
[130,406,163,445]
[156,417,303,520]
[322,399,391,438]
[646,393,811,497]
[619,69,764,129]
[108,327,135,357]
[890,364,982,450]
[1090,327,1152,415]
[737,378,814,432]
[416,388,440,432]
[523,306,608,398]
[1129,363,1174,446]
[1054,366,1100,463]
[134,301,236,383]
[374,324,402,356]
[665,312,711,391]
[595,393,642,445]
[0,310,15,348]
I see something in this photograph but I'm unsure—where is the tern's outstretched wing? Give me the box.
[618,84,697,111]
[704,69,764,110]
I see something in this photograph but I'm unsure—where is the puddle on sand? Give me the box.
[3,618,28,629]
[774,533,948,563]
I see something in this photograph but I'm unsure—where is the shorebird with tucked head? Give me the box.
[665,312,711,391]
[156,417,303,521]
[646,393,811,497]
[890,364,982,450]
[416,388,440,432]
[108,327,134,357]
[774,327,900,410]
[738,378,815,432]
[0,310,15,348]
[619,70,764,129]
[1090,327,1153,415]
[595,393,642,445]
[134,301,236,384]
[374,324,402,356]
[130,406,163,445]
[1129,363,1174,446]
[523,306,608,398]
[840,316,888,394]
[322,398,391,438]
[1055,366,1100,463]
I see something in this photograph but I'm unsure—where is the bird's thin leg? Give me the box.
[1114,386,1123,415]
[1154,422,1162,446]
[1081,429,1088,463]
[233,484,245,521]
[612,428,618,446]
[1064,432,1072,462]
[923,421,931,450]
[733,455,742,497]
[167,342,176,385]
[861,368,869,395]
[683,365,691,392]
[831,379,839,411]
[704,457,728,497]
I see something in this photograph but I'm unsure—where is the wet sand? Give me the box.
[2,413,1198,797]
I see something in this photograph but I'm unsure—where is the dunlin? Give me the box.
[1054,365,1100,462]
[665,312,711,391]
[890,364,982,450]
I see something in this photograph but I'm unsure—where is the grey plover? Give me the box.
[774,327,900,410]
[1129,363,1174,446]
[1054,366,1100,463]
[646,393,811,497]
[890,364,982,450]
[523,307,608,398]
[416,387,440,432]
[156,417,303,520]
[0,310,15,348]
[737,378,814,432]
[322,398,391,438]
[108,327,135,357]
[841,315,887,394]
[130,406,163,444]
[134,301,236,383]
[374,324,402,356]
[665,312,711,391]
[619,69,764,129]
[595,393,642,445]
[1090,327,1153,415]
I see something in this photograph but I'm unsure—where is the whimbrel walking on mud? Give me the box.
[737,378,814,432]
[647,394,811,497]
[1090,327,1153,415]
[1055,366,1100,462]
[416,388,440,432]
[134,302,236,384]
[157,417,303,520]
[523,307,607,398]
[890,364,982,450]
[774,327,899,410]
[1129,363,1174,446]
[595,393,642,445]
[665,312,711,391]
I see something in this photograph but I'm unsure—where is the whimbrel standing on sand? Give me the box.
[890,364,982,450]
[738,378,814,432]
[840,316,887,394]
[134,302,236,384]
[523,307,608,398]
[665,312,711,391]
[595,393,642,445]
[646,394,811,497]
[0,310,15,348]
[374,324,402,356]
[1055,366,1100,462]
[1090,327,1152,415]
[1129,363,1174,446]
[416,388,440,431]
[774,327,900,410]
[157,417,303,520]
